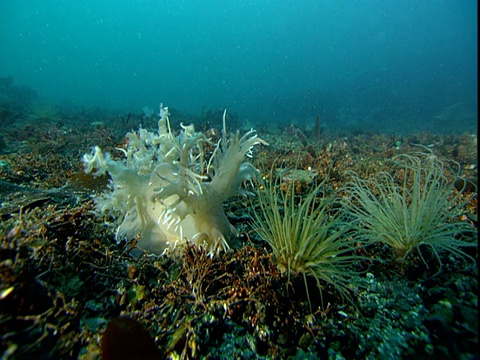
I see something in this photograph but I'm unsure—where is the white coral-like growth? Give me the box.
[83,104,267,255]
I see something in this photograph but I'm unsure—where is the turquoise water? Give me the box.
[0,0,477,132]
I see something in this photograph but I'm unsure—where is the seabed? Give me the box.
[0,99,478,359]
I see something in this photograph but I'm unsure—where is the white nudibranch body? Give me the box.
[82,105,267,255]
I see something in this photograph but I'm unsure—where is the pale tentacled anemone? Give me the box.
[83,104,268,255]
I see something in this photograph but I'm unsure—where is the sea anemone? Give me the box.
[252,173,364,310]
[344,152,476,276]
[83,105,267,255]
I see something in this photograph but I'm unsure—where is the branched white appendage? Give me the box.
[115,226,123,242]
[115,147,128,157]
[206,139,221,175]
[158,104,170,135]
[239,131,268,155]
[212,234,230,256]
[166,216,179,230]
[222,109,228,147]
[83,146,107,174]
[178,226,184,244]
[185,168,207,195]
[158,207,176,226]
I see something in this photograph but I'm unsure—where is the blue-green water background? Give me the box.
[0,0,477,132]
